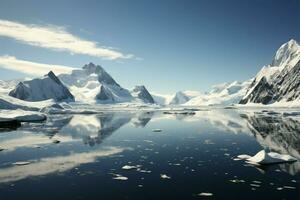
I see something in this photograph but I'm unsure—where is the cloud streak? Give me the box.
[0,55,74,76]
[0,19,133,60]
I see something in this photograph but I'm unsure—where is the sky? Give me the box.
[0,0,299,94]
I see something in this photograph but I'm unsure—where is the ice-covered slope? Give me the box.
[151,92,173,105]
[58,63,133,103]
[169,91,201,105]
[9,71,74,102]
[240,39,300,105]
[185,80,251,106]
[131,85,155,104]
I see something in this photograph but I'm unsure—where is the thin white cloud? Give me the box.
[0,55,74,76]
[0,19,134,60]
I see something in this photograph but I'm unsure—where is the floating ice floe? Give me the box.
[113,176,128,181]
[237,150,297,165]
[198,192,213,197]
[137,169,151,173]
[112,173,128,181]
[0,109,47,123]
[122,165,141,170]
[160,174,171,179]
[12,161,31,166]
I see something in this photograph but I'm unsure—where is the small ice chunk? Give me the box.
[112,173,128,181]
[283,186,296,189]
[252,181,262,184]
[122,165,141,170]
[113,176,128,181]
[250,184,260,187]
[13,161,31,166]
[229,179,245,183]
[137,169,151,173]
[198,192,213,196]
[160,174,171,179]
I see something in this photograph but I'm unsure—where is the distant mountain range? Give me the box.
[1,39,299,107]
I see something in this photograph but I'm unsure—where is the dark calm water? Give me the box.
[0,109,299,200]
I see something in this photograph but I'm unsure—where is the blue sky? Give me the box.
[0,0,299,93]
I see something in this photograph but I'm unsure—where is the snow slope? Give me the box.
[151,92,173,105]
[169,90,201,105]
[185,80,251,106]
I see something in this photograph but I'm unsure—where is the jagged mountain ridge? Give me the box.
[240,39,300,105]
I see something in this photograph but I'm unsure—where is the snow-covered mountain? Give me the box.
[58,62,133,103]
[184,80,251,106]
[131,85,155,104]
[169,91,201,105]
[9,71,74,102]
[240,39,300,105]
[1,39,299,108]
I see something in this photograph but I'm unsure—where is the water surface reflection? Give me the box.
[0,109,299,199]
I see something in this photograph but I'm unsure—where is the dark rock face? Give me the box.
[240,60,300,104]
[96,85,114,101]
[9,71,74,102]
[275,61,300,102]
[239,77,275,104]
[132,85,155,104]
[9,82,30,100]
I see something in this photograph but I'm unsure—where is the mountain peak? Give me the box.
[287,38,298,45]
[46,71,61,84]
[82,62,104,75]
[271,39,300,67]
[81,63,118,85]
[132,85,146,92]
